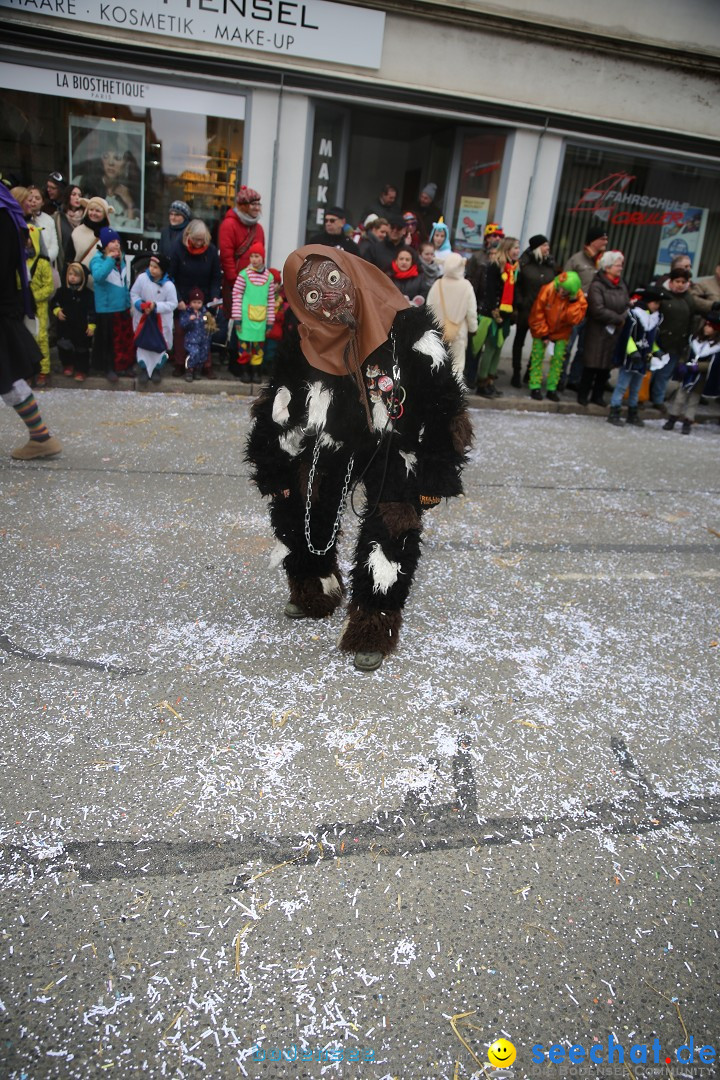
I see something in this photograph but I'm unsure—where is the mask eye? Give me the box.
[327,270,341,286]
[303,289,320,305]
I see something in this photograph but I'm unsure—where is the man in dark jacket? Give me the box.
[363,212,407,273]
[307,206,358,254]
[409,183,442,242]
[511,234,555,387]
[561,225,609,390]
[651,266,696,410]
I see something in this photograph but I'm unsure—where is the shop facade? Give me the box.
[1,0,719,284]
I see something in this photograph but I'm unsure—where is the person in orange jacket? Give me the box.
[527,271,587,400]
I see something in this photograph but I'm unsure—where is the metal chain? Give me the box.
[304,438,355,556]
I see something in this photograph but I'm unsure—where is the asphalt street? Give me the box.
[0,388,719,1080]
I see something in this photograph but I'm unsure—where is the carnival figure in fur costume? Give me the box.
[246,245,473,671]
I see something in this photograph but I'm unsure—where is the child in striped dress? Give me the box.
[229,242,275,383]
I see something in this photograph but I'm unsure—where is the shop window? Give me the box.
[452,130,507,256]
[1,90,243,249]
[551,143,720,285]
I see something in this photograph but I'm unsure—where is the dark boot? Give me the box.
[662,417,677,431]
[511,371,521,389]
[607,405,623,426]
[681,418,693,434]
[577,369,593,407]
[476,378,493,398]
[626,407,644,427]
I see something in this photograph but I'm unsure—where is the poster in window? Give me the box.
[69,116,145,234]
[454,197,490,253]
[654,206,708,275]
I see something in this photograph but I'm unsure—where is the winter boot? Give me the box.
[626,407,644,427]
[606,405,623,426]
[662,417,678,431]
[681,419,693,435]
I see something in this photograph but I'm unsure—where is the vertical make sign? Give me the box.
[305,106,347,237]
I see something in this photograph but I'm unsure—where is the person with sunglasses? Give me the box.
[43,171,66,215]
[307,206,358,254]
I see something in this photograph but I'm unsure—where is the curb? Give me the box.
[34,372,719,424]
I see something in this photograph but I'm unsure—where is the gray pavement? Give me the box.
[0,388,719,1080]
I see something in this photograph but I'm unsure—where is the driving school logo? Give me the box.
[568,171,690,228]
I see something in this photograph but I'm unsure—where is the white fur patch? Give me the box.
[372,400,389,432]
[306,382,332,432]
[272,385,292,426]
[418,423,425,443]
[279,426,305,457]
[269,541,290,569]
[319,432,342,451]
[413,329,446,372]
[367,542,401,594]
[399,450,417,476]
[320,574,342,597]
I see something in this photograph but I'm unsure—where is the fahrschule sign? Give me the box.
[0,0,385,69]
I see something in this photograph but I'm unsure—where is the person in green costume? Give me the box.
[230,241,276,383]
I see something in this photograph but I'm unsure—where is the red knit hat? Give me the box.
[236,186,261,205]
[248,241,265,258]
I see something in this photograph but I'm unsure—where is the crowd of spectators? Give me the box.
[5,167,720,430]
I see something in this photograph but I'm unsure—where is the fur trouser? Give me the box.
[270,481,423,655]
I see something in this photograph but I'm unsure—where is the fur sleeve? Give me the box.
[244,330,308,496]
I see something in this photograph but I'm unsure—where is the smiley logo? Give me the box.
[487,1039,517,1068]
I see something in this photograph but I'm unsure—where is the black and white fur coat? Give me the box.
[247,305,470,504]
[245,305,472,656]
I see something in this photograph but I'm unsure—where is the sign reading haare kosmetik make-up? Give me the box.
[0,0,385,69]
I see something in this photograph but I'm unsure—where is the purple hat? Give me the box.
[99,227,121,248]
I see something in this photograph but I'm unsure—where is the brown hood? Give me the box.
[283,245,407,376]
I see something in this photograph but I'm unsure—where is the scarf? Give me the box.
[391,260,419,280]
[500,260,518,312]
[188,243,209,256]
[234,207,260,227]
[284,245,408,428]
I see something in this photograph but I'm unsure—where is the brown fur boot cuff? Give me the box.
[339,605,403,655]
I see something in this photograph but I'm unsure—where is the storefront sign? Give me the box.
[0,0,385,69]
[568,171,691,228]
[0,61,245,118]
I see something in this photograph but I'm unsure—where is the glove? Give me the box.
[140,301,154,313]
[675,363,687,380]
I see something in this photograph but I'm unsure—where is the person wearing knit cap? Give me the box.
[561,224,610,392]
[229,240,275,382]
[463,222,506,386]
[662,311,720,434]
[179,287,217,381]
[218,184,265,317]
[527,271,587,401]
[607,288,662,426]
[159,199,192,261]
[51,261,96,382]
[89,227,133,382]
[245,245,473,672]
[130,251,178,385]
[511,234,555,387]
[65,196,112,274]
[411,182,442,242]
[650,264,697,410]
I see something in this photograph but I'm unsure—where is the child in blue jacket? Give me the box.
[607,287,662,427]
[89,227,133,382]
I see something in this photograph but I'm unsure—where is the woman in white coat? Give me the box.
[426,252,477,383]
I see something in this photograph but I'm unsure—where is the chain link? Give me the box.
[304,438,355,556]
